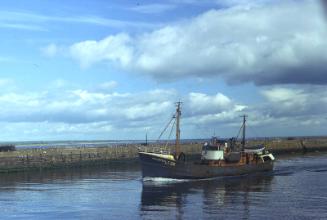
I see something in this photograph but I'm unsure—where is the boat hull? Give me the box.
[139,152,273,179]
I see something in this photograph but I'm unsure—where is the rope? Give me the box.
[156,116,174,142]
[165,119,176,150]
[236,123,244,140]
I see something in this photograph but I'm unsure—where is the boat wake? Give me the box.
[142,176,231,185]
[306,168,327,173]
[142,177,193,184]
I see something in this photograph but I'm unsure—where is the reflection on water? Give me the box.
[0,153,327,219]
[0,163,140,187]
[140,174,273,219]
[140,153,327,219]
[0,163,141,220]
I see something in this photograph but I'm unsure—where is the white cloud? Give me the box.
[0,78,13,87]
[0,10,156,32]
[261,87,308,106]
[130,4,176,14]
[0,121,115,141]
[260,86,327,117]
[182,85,327,138]
[215,0,276,7]
[68,0,327,85]
[188,92,232,115]
[187,104,247,125]
[98,81,118,90]
[70,34,133,68]
[123,101,172,120]
[0,82,252,140]
[0,88,176,125]
[49,79,69,88]
[41,44,60,57]
[0,22,46,31]
[0,82,325,140]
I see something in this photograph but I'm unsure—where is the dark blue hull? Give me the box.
[139,152,274,179]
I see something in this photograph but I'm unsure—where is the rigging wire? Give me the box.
[236,123,244,140]
[165,119,176,151]
[156,115,174,142]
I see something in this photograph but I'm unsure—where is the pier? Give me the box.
[0,143,201,172]
[0,138,326,173]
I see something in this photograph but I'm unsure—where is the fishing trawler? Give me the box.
[138,102,275,179]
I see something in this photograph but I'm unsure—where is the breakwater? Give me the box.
[0,138,326,173]
[0,145,137,172]
[0,143,201,173]
[251,137,327,154]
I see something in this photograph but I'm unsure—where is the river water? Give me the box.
[0,153,327,219]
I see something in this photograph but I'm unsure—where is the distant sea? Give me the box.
[0,140,146,149]
[0,139,206,149]
[1,135,325,149]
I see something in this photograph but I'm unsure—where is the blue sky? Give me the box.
[0,0,327,141]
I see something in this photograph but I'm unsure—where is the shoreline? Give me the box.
[0,138,326,173]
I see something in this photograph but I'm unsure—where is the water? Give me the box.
[9,140,144,149]
[0,153,327,219]
[1,139,204,149]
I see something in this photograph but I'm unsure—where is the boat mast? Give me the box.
[175,102,182,157]
[241,115,247,151]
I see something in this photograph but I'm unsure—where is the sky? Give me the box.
[0,0,327,141]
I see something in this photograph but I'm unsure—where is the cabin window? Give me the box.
[202,145,218,151]
[262,156,272,162]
